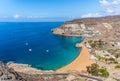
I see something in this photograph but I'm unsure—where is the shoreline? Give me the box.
[6,29,96,74]
[55,43,96,73]
[7,63,54,74]
[7,29,95,73]
[7,43,96,74]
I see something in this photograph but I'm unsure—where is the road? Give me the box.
[42,73,103,81]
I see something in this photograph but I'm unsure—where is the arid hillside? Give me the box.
[53,15,120,42]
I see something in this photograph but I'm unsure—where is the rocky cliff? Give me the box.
[0,61,94,81]
[0,61,26,81]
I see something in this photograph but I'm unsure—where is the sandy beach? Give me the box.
[56,44,96,73]
[8,44,96,74]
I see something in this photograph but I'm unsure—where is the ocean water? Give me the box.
[0,22,83,70]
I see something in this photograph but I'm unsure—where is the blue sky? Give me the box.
[0,0,120,21]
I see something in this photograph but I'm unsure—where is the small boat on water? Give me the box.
[46,50,49,52]
[29,49,32,52]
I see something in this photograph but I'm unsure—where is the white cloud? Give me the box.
[99,0,120,15]
[27,16,34,18]
[112,0,120,5]
[81,13,102,18]
[99,0,110,6]
[13,14,47,19]
[106,8,120,15]
[82,0,119,17]
[99,0,120,6]
[13,14,21,19]
[106,8,115,13]
[27,16,47,19]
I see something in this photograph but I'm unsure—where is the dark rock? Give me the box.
[0,61,72,81]
[0,61,26,81]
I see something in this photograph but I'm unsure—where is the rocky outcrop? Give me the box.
[0,62,69,81]
[52,28,65,35]
[0,61,103,81]
[0,61,70,81]
[0,61,26,81]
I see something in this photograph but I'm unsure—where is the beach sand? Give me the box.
[8,44,96,74]
[56,44,96,73]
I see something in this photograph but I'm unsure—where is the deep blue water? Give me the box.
[0,22,83,70]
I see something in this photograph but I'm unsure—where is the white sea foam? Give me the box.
[7,61,15,65]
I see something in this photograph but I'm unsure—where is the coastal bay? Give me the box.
[0,22,83,70]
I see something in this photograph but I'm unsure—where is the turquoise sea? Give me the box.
[0,22,83,70]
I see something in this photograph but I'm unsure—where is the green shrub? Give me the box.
[87,64,109,77]
[115,64,120,68]
[99,68,109,77]
[89,39,106,49]
[110,61,118,64]
[86,63,99,76]
[95,55,107,61]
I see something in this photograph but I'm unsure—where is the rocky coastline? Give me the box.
[0,61,103,81]
[1,15,120,81]
[53,15,120,81]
